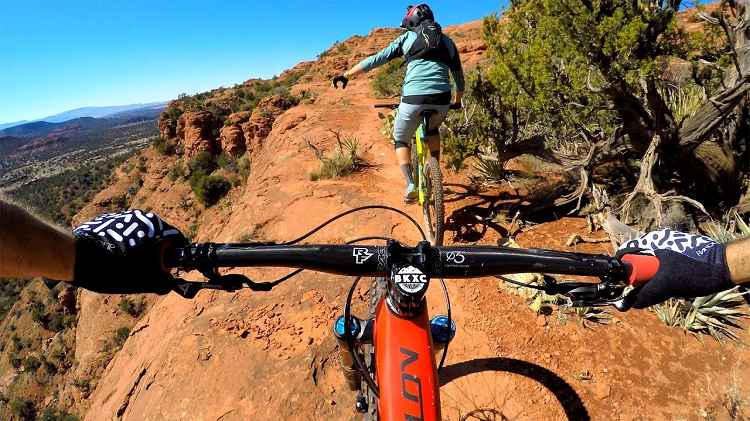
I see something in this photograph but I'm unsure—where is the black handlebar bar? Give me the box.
[373,103,462,110]
[164,240,659,310]
[165,242,620,280]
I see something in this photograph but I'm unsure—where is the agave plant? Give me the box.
[681,288,749,342]
[705,210,750,242]
[473,157,505,184]
[557,306,613,329]
[653,298,683,328]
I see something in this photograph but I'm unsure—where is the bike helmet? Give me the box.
[401,4,434,29]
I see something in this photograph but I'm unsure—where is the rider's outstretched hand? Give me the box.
[71,210,188,294]
[332,74,349,89]
[616,228,734,308]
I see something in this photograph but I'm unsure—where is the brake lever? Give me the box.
[568,294,638,312]
[171,274,278,299]
[546,280,637,312]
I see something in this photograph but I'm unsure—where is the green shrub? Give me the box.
[8,351,21,369]
[308,133,360,180]
[188,152,218,174]
[37,405,80,421]
[0,280,24,322]
[119,296,146,317]
[9,398,36,419]
[51,349,64,361]
[185,221,199,241]
[166,106,184,125]
[30,298,46,324]
[23,355,41,372]
[216,151,235,171]
[41,355,57,374]
[110,195,129,210]
[113,327,131,348]
[372,57,405,98]
[137,156,147,172]
[237,153,251,181]
[192,175,231,206]
[151,136,176,155]
[47,314,76,332]
[168,162,184,181]
[189,169,207,190]
[75,378,92,396]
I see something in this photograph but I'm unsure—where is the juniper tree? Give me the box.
[465,0,749,220]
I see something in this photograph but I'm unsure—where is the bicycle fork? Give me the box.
[333,315,375,413]
[332,312,456,418]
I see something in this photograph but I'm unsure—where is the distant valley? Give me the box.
[0,103,166,222]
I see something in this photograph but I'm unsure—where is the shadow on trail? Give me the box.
[443,183,512,242]
[442,179,586,243]
[439,357,590,421]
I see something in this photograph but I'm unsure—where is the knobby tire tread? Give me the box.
[423,157,445,246]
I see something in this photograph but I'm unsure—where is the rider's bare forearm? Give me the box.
[345,64,364,79]
[0,199,75,280]
[727,236,750,284]
[454,91,463,104]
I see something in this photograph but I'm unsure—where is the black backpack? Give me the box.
[403,20,455,69]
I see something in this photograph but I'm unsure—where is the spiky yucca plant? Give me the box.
[654,298,682,328]
[557,306,613,329]
[681,288,749,342]
[473,157,505,184]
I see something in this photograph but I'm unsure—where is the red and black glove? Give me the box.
[71,210,188,294]
[616,228,734,308]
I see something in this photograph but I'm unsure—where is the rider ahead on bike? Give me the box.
[332,4,464,204]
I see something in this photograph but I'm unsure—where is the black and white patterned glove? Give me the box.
[71,210,188,294]
[616,228,733,308]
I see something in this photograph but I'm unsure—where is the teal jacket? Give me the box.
[359,30,465,97]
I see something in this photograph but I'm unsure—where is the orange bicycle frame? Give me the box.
[373,298,441,421]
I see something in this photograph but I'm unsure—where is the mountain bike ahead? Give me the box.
[375,103,461,246]
[163,207,659,421]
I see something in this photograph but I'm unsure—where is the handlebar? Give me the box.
[373,102,462,110]
[374,104,398,110]
[163,240,659,310]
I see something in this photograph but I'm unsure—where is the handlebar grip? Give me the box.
[621,254,660,286]
[161,246,181,269]
[374,104,399,109]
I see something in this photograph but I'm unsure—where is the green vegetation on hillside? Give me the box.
[186,152,233,206]
[166,70,305,129]
[372,57,405,98]
[0,120,158,184]
[8,152,134,225]
[0,279,25,322]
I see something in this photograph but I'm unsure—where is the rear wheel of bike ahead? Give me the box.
[423,157,444,246]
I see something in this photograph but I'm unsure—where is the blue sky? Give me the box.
[0,1,506,125]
